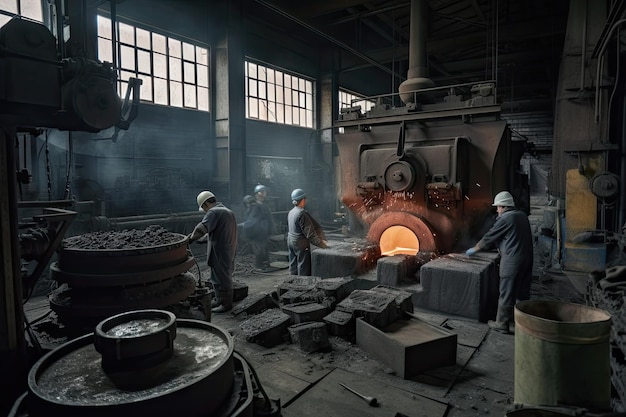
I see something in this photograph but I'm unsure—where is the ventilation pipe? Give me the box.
[398,0,435,104]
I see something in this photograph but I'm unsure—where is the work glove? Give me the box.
[465,248,476,256]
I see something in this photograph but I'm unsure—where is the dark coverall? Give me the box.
[241,200,273,268]
[287,206,326,275]
[476,207,533,309]
[201,202,238,300]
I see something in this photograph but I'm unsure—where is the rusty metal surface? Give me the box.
[336,114,523,254]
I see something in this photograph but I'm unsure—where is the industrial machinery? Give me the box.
[0,2,141,413]
[334,0,529,257]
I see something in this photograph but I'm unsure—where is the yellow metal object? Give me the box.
[564,169,596,242]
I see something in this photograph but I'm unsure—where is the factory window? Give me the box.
[97,15,209,112]
[0,0,43,27]
[339,89,374,116]
[245,61,314,128]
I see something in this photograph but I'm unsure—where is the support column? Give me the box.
[0,127,27,415]
[213,0,246,203]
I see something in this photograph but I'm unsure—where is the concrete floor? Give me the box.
[202,250,585,417]
[20,195,603,417]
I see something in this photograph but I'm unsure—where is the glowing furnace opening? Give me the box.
[379,225,420,256]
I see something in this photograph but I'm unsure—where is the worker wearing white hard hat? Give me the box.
[287,189,328,276]
[465,191,533,334]
[189,190,237,313]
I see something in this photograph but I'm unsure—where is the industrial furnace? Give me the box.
[335,82,530,255]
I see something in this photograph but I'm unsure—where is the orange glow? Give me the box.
[379,225,419,256]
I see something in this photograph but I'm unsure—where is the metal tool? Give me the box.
[339,382,379,407]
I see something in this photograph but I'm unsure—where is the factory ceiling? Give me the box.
[247,0,571,145]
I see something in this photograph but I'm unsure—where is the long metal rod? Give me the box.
[253,0,405,81]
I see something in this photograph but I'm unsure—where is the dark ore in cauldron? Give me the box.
[62,225,182,250]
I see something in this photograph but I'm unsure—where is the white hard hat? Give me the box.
[196,191,215,210]
[492,191,515,207]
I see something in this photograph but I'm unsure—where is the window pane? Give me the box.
[197,64,208,88]
[275,72,283,86]
[118,81,128,100]
[154,78,168,105]
[268,84,275,102]
[299,78,305,91]
[285,88,291,105]
[20,0,42,21]
[170,81,183,107]
[284,74,291,88]
[152,33,166,54]
[285,107,292,124]
[277,104,284,123]
[248,62,257,79]
[183,61,195,83]
[259,100,267,120]
[136,28,150,49]
[183,42,195,61]
[249,98,258,118]
[168,38,181,58]
[184,83,196,108]
[0,15,11,28]
[118,22,134,45]
[120,45,135,70]
[258,81,266,99]
[138,49,150,73]
[267,102,276,122]
[198,87,209,111]
[138,74,152,101]
[292,90,298,106]
[306,110,313,128]
[0,0,17,14]
[153,52,166,78]
[248,79,257,97]
[169,57,181,82]
[276,87,283,104]
[306,93,312,109]
[258,65,266,81]
[98,38,112,63]
[267,69,275,84]
[293,108,300,124]
[119,70,134,82]
[305,80,312,94]
[196,46,208,65]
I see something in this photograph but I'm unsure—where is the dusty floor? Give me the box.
[191,248,584,417]
[21,195,600,417]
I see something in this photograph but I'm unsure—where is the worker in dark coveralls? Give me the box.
[465,191,533,333]
[188,190,237,313]
[287,188,328,276]
[239,185,274,272]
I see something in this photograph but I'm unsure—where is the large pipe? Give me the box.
[398,0,434,104]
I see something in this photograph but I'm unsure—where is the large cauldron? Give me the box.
[26,313,240,417]
[49,227,196,326]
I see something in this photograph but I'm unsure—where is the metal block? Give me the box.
[356,317,457,379]
[232,292,273,316]
[336,289,398,328]
[315,277,356,302]
[371,285,414,313]
[312,245,379,278]
[282,302,328,324]
[288,322,331,353]
[240,308,291,348]
[376,255,418,286]
[322,310,355,339]
[417,255,498,322]
[278,276,321,295]
[232,280,249,302]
